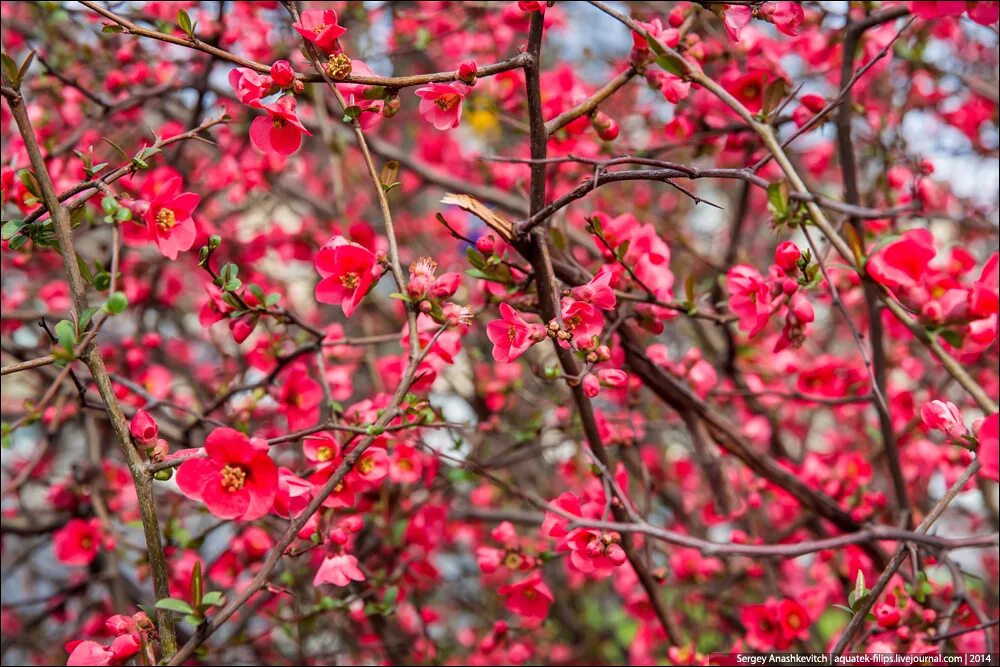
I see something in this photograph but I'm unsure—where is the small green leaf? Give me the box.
[155,598,194,615]
[54,319,77,352]
[767,181,789,217]
[78,306,100,332]
[101,196,118,214]
[655,53,687,78]
[1,220,23,241]
[177,9,193,37]
[17,51,34,86]
[191,560,203,608]
[200,591,225,607]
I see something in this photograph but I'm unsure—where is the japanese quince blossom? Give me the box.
[415,82,469,130]
[249,96,312,156]
[486,303,546,362]
[176,427,279,520]
[141,176,200,260]
[292,8,347,52]
[314,235,383,317]
[977,412,999,482]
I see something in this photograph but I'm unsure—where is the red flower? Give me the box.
[486,303,545,363]
[727,264,773,337]
[415,82,468,130]
[292,8,347,52]
[559,297,604,349]
[176,427,278,521]
[977,412,999,482]
[228,67,270,106]
[921,400,967,439]
[314,235,383,317]
[249,96,311,156]
[144,176,200,260]
[866,228,937,295]
[53,518,104,566]
[313,552,365,587]
[498,572,553,622]
[279,366,323,430]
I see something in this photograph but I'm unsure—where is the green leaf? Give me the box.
[93,272,111,291]
[1,220,23,241]
[388,292,411,301]
[342,105,362,123]
[101,24,124,33]
[201,591,225,607]
[832,604,855,616]
[466,247,486,269]
[54,319,77,352]
[382,586,399,608]
[191,560,203,608]
[643,33,666,56]
[105,291,128,314]
[177,9,193,37]
[156,598,195,615]
[1,52,19,86]
[654,53,687,78]
[767,181,789,217]
[17,51,34,86]
[77,254,94,285]
[78,306,100,332]
[615,240,630,261]
[101,196,118,214]
[939,329,964,348]
[17,169,40,198]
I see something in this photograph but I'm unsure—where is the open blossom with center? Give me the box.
[314,235,383,317]
[250,95,312,156]
[486,303,546,363]
[415,82,469,130]
[292,8,347,52]
[176,427,279,521]
[143,176,200,260]
[727,264,773,337]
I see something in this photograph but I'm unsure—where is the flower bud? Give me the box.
[130,409,158,445]
[582,373,600,397]
[457,60,478,85]
[591,111,619,141]
[476,234,495,256]
[382,96,401,117]
[774,241,801,273]
[270,60,296,87]
[293,80,305,94]
[430,272,461,299]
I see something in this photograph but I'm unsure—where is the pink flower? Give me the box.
[415,82,468,130]
[53,518,103,566]
[355,446,389,484]
[867,228,936,294]
[176,427,279,521]
[228,67,270,106]
[389,444,423,484]
[293,8,347,52]
[559,297,604,349]
[498,572,553,622]
[273,467,313,518]
[279,366,323,431]
[921,400,967,439]
[145,177,200,260]
[249,96,311,156]
[314,236,382,317]
[66,640,114,666]
[723,5,754,42]
[129,408,158,444]
[486,303,544,363]
[977,412,998,482]
[582,373,601,398]
[727,265,773,337]
[774,241,801,273]
[303,431,341,468]
[314,552,365,587]
[571,267,616,310]
[759,2,805,37]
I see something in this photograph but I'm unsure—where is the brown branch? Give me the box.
[78,0,530,88]
[2,79,179,656]
[544,65,637,135]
